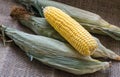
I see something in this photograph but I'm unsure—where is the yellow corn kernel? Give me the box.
[43,6,98,56]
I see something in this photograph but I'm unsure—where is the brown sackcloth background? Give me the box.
[0,0,120,77]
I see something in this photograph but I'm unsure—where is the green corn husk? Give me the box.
[16,0,120,40]
[0,25,110,75]
[10,8,120,61]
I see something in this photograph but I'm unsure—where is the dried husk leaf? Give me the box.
[16,0,120,40]
[0,25,109,75]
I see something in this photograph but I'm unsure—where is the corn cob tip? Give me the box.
[43,6,54,14]
[43,6,48,13]
[10,6,31,19]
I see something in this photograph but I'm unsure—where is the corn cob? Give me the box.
[10,7,120,60]
[43,6,98,56]
[16,0,120,40]
[0,25,110,75]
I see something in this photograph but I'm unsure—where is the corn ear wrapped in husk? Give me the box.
[16,0,120,40]
[0,25,110,75]
[10,8,120,60]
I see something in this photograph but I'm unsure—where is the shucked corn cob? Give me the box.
[43,6,98,56]
[0,25,110,75]
[16,0,120,40]
[10,6,120,60]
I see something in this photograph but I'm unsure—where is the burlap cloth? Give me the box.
[0,0,120,77]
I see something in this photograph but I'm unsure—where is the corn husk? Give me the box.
[16,0,120,40]
[0,25,110,75]
[10,8,120,61]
